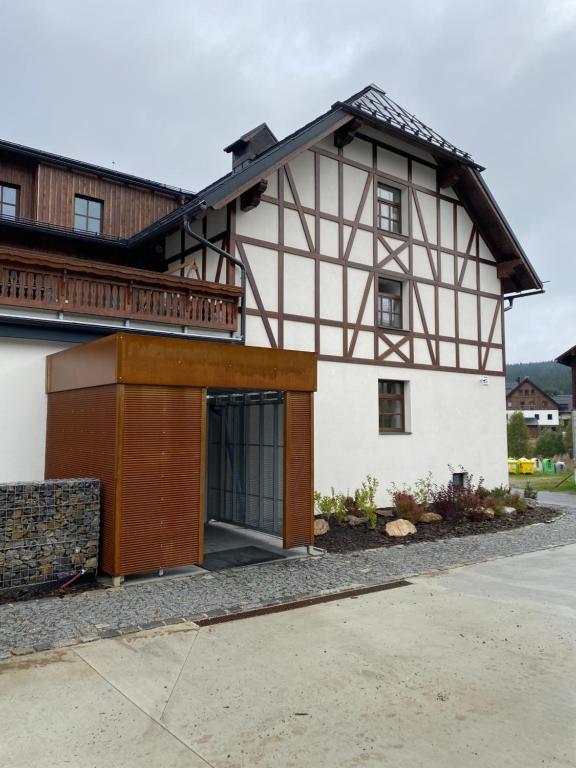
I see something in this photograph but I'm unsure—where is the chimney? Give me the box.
[224,123,277,171]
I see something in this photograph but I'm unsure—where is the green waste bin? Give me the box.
[542,458,556,474]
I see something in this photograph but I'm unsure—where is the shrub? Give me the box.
[536,428,564,458]
[314,488,346,523]
[430,476,487,522]
[388,471,434,510]
[392,491,423,523]
[355,475,379,529]
[504,491,526,512]
[524,481,538,500]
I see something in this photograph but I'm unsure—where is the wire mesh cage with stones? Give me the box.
[0,478,100,590]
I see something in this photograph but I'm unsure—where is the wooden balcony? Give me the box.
[0,248,241,333]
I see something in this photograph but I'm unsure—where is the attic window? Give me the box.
[377,184,401,234]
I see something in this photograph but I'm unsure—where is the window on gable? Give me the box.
[377,277,402,329]
[378,380,405,433]
[548,414,553,420]
[377,184,401,234]
[74,195,102,234]
[0,184,18,219]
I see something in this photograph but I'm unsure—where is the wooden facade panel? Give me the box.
[283,391,314,548]
[0,159,36,218]
[45,385,118,575]
[35,164,178,237]
[119,386,205,574]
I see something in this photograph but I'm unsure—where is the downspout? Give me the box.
[183,215,246,344]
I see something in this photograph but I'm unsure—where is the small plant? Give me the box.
[388,472,434,510]
[504,491,527,512]
[430,475,487,522]
[355,475,379,529]
[314,488,346,523]
[413,471,434,509]
[524,481,538,500]
[392,491,423,523]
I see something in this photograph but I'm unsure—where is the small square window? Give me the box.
[548,414,553,420]
[74,195,102,234]
[377,184,402,234]
[378,379,405,433]
[0,183,18,219]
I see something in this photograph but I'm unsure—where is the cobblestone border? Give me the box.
[1,508,575,661]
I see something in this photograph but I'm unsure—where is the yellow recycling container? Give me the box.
[508,459,520,474]
[518,458,535,474]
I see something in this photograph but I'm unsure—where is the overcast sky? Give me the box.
[1,0,575,364]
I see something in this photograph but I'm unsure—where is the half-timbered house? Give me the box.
[0,85,542,578]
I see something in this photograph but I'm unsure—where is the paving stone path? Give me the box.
[1,505,575,660]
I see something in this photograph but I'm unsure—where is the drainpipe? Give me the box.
[184,216,246,344]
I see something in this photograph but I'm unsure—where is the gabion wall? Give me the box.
[0,478,100,590]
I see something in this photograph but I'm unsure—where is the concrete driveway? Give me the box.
[1,546,575,768]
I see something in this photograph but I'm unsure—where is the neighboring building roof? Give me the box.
[553,394,573,412]
[506,377,559,407]
[557,345,576,367]
[0,137,194,198]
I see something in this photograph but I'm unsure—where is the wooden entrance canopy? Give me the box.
[45,334,316,577]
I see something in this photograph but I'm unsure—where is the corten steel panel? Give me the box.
[119,385,205,575]
[283,391,314,548]
[47,333,317,394]
[45,385,119,575]
[46,334,119,393]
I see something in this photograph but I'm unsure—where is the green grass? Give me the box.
[509,471,576,493]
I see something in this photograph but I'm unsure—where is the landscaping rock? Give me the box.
[418,511,443,524]
[502,506,517,516]
[481,508,496,519]
[314,518,330,536]
[376,507,394,518]
[524,497,539,509]
[385,519,417,537]
[345,514,369,527]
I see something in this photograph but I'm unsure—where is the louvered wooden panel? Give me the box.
[119,386,205,574]
[45,386,118,574]
[283,391,314,548]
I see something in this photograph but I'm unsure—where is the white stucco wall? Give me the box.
[506,409,559,427]
[0,337,71,483]
[315,360,508,505]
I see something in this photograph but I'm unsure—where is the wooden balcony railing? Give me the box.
[0,248,241,332]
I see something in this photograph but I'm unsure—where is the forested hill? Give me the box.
[506,360,571,395]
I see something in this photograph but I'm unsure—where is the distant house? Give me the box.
[506,377,560,437]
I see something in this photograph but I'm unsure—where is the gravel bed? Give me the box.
[1,506,575,660]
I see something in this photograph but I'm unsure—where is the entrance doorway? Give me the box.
[205,389,285,568]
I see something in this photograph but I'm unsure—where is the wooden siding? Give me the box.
[0,160,36,219]
[35,164,179,237]
[45,385,119,575]
[283,391,314,548]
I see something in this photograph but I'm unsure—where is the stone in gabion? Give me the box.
[0,478,100,591]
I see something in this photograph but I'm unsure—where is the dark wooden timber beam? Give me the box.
[240,179,268,212]
[334,118,362,148]
[497,258,523,279]
[438,163,466,189]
